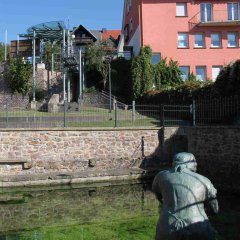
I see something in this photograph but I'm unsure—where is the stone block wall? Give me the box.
[188,126,240,192]
[0,129,161,178]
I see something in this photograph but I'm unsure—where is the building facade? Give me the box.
[122,0,240,81]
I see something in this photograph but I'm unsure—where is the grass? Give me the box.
[0,106,161,128]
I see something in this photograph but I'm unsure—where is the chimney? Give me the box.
[101,28,107,33]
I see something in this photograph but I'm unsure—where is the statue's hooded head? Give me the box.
[172,152,197,173]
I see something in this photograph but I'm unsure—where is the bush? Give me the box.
[139,80,213,104]
[214,60,240,96]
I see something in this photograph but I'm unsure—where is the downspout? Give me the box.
[139,0,144,47]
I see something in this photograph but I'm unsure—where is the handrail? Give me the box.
[189,10,240,30]
[101,90,128,109]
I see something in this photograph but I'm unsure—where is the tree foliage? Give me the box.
[42,41,60,70]
[111,57,132,102]
[85,41,114,89]
[154,58,183,89]
[131,46,183,99]
[131,46,154,99]
[0,42,9,62]
[4,58,32,95]
[214,59,240,96]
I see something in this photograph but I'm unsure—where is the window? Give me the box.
[194,33,205,48]
[124,24,129,42]
[196,66,206,81]
[130,18,133,32]
[127,0,132,13]
[176,3,187,17]
[228,3,239,20]
[129,0,132,10]
[211,33,221,48]
[212,66,222,81]
[179,66,190,80]
[200,3,212,22]
[151,53,161,64]
[228,32,238,47]
[178,33,189,48]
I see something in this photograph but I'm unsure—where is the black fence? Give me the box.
[0,95,238,128]
[162,95,240,126]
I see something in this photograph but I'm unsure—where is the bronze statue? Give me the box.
[152,152,218,240]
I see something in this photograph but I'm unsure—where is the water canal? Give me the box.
[0,180,239,240]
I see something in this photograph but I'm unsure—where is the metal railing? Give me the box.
[188,10,240,30]
[0,95,239,128]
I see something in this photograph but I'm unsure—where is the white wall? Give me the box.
[128,26,141,56]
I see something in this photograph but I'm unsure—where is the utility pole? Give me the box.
[32,30,36,102]
[63,28,66,101]
[79,48,82,102]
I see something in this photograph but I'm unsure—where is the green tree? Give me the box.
[153,58,183,90]
[42,41,60,70]
[131,46,154,99]
[214,59,240,96]
[4,58,32,95]
[0,42,9,62]
[85,40,114,90]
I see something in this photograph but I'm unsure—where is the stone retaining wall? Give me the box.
[188,126,240,192]
[0,128,161,180]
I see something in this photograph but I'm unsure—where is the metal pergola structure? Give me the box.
[19,21,67,103]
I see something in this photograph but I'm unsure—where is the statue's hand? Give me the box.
[205,198,219,215]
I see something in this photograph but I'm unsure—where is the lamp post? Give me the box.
[105,56,112,112]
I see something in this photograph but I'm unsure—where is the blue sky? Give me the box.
[0,0,124,43]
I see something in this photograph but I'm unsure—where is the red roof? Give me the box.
[102,30,121,41]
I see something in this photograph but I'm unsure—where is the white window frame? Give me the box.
[176,3,187,17]
[178,33,189,48]
[179,66,190,81]
[212,66,222,82]
[228,32,238,47]
[211,33,222,48]
[194,33,205,48]
[200,3,212,22]
[196,66,207,81]
[228,3,239,20]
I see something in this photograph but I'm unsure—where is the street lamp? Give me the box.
[105,56,112,112]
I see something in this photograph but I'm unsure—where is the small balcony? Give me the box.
[74,37,94,45]
[189,10,240,30]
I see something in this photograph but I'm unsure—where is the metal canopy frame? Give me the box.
[18,21,67,103]
[19,21,66,41]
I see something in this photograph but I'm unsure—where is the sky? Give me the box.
[0,0,124,43]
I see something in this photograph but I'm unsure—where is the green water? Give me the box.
[0,181,239,240]
[0,181,159,240]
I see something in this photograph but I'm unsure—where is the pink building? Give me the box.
[121,0,240,81]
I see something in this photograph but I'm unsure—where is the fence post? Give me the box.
[132,100,135,125]
[114,102,117,127]
[64,100,67,127]
[192,100,196,126]
[160,104,164,127]
[5,103,8,128]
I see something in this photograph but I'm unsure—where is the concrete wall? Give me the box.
[188,126,240,192]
